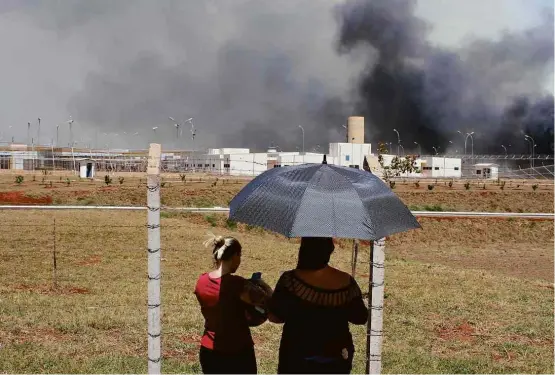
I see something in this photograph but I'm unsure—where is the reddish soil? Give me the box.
[12,283,90,295]
[8,327,70,345]
[179,333,201,344]
[0,191,52,205]
[437,321,476,342]
[76,255,102,266]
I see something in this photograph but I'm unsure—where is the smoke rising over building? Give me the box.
[335,0,554,154]
[0,0,552,154]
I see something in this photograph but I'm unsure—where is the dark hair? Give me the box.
[204,235,242,262]
[296,237,335,270]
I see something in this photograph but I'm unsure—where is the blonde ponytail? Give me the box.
[204,232,240,261]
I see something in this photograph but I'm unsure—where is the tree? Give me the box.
[377,142,420,181]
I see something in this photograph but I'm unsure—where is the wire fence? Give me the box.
[1,154,554,179]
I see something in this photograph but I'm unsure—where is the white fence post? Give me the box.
[147,143,162,374]
[366,238,385,374]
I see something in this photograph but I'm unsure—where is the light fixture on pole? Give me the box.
[414,141,421,156]
[393,129,400,156]
[341,124,347,143]
[37,117,41,147]
[168,117,181,139]
[68,116,74,147]
[432,146,440,155]
[524,135,536,168]
[298,125,305,154]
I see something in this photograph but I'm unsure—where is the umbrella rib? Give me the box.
[327,166,375,238]
[288,166,324,237]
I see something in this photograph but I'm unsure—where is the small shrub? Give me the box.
[160,182,166,188]
[59,176,62,181]
[15,175,24,184]
[32,175,36,182]
[414,181,420,188]
[464,182,470,190]
[448,181,453,188]
[179,174,186,182]
[225,219,237,230]
[424,204,444,211]
[118,177,125,185]
[41,177,46,183]
[66,178,71,186]
[41,170,48,175]
[205,215,217,227]
[389,181,396,189]
[482,184,486,190]
[427,184,434,191]
[49,181,53,188]
[104,175,112,186]
[532,184,538,191]
[516,184,520,188]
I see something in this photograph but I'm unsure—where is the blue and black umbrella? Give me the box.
[229,156,420,240]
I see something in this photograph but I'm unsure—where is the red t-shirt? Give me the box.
[194,273,254,352]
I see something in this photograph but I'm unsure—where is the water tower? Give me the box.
[347,116,364,144]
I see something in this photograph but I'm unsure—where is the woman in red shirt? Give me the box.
[194,234,269,374]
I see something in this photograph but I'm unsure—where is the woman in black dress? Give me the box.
[268,237,368,374]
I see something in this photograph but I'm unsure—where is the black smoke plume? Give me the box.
[336,0,554,155]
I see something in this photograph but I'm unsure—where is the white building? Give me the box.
[329,142,372,168]
[474,163,499,179]
[78,159,96,178]
[420,157,462,178]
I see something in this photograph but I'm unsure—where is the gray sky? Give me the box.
[0,0,552,150]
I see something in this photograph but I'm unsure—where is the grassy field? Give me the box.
[0,208,553,374]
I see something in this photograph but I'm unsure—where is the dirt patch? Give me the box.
[12,284,91,295]
[179,333,201,344]
[76,255,102,266]
[4,327,71,345]
[0,191,52,204]
[164,348,197,361]
[437,321,476,342]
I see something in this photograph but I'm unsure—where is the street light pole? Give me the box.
[414,141,421,156]
[457,130,466,155]
[37,117,41,146]
[56,125,59,147]
[299,125,305,154]
[27,122,31,146]
[524,135,536,168]
[432,146,439,155]
[341,124,347,143]
[393,129,400,156]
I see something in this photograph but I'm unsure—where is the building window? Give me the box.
[476,170,481,175]
[434,167,440,170]
[346,155,350,161]
[224,163,230,168]
[273,164,282,168]
[454,167,459,171]
[212,164,215,168]
[423,166,432,170]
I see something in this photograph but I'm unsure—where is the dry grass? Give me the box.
[0,210,553,373]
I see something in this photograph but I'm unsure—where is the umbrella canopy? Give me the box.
[229,161,420,240]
